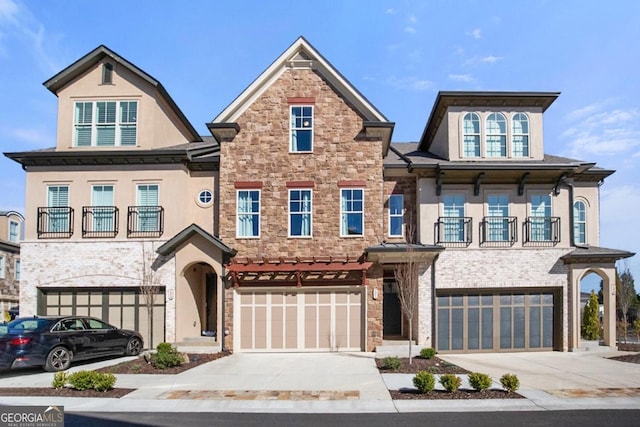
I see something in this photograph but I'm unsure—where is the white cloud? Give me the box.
[385,8,396,15]
[468,28,482,39]
[479,55,503,64]
[562,105,640,158]
[408,15,417,24]
[464,55,504,66]
[448,73,476,83]
[0,0,60,73]
[3,126,53,148]
[387,76,434,91]
[405,26,416,34]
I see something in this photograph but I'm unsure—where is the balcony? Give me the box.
[480,216,517,247]
[127,206,164,238]
[435,217,472,247]
[524,216,560,246]
[82,206,119,238]
[37,207,74,238]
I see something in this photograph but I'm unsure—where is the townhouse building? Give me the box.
[4,37,633,353]
[0,211,22,317]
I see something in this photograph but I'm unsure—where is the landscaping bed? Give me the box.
[390,389,524,400]
[96,351,230,375]
[0,387,134,398]
[376,356,468,374]
[609,343,640,364]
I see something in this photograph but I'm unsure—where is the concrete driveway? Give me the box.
[439,350,640,393]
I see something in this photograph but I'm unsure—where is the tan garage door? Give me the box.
[237,288,363,352]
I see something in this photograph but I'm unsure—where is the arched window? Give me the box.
[512,113,529,157]
[462,113,480,157]
[486,113,507,157]
[573,200,587,244]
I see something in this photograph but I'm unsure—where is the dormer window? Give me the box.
[512,113,529,157]
[462,113,481,157]
[486,113,507,157]
[74,100,137,147]
[290,106,313,152]
[102,63,113,85]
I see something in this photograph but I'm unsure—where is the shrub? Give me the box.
[500,373,520,393]
[468,372,492,392]
[92,373,116,392]
[67,371,96,391]
[381,356,401,371]
[150,342,184,369]
[65,370,117,392]
[581,290,600,340]
[439,374,462,392]
[51,371,68,389]
[419,348,436,360]
[412,371,435,393]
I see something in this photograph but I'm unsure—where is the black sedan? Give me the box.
[0,316,143,372]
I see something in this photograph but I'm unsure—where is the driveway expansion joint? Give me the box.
[160,390,360,400]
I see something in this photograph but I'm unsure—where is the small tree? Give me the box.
[393,216,419,364]
[617,265,638,343]
[581,290,600,340]
[140,242,160,350]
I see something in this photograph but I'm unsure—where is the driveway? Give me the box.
[439,350,640,392]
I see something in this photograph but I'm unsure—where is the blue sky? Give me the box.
[0,0,638,289]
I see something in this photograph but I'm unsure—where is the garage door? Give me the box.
[39,288,165,349]
[436,290,558,353]
[237,288,363,352]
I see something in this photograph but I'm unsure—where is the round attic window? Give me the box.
[197,189,213,207]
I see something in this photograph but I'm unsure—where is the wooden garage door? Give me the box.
[238,289,362,352]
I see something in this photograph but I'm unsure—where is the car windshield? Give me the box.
[2,318,55,335]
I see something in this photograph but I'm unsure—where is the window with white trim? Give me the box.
[8,220,19,243]
[388,194,404,237]
[92,185,115,232]
[197,190,213,206]
[15,260,20,280]
[290,106,313,152]
[462,113,481,157]
[135,184,160,233]
[512,113,529,157]
[237,190,260,238]
[530,194,552,241]
[340,189,364,236]
[442,195,465,242]
[573,200,587,245]
[74,100,137,147]
[47,185,70,233]
[289,189,312,237]
[486,113,507,157]
[487,194,509,241]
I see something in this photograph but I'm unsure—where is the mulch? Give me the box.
[96,351,231,375]
[609,343,640,364]
[376,356,468,374]
[0,387,134,398]
[390,389,524,400]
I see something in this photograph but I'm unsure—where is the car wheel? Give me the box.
[126,337,142,356]
[45,347,72,372]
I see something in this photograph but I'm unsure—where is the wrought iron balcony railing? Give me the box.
[37,207,74,239]
[82,206,119,238]
[524,216,560,246]
[435,217,472,247]
[480,216,517,246]
[127,206,164,238]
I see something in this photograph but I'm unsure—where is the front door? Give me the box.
[383,280,402,336]
[205,273,217,333]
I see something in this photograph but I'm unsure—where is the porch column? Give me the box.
[602,270,617,348]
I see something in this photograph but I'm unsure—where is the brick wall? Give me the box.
[19,241,176,341]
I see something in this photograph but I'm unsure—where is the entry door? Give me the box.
[383,280,402,336]
[205,273,217,333]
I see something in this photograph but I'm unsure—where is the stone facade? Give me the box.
[218,67,386,351]
[0,247,20,315]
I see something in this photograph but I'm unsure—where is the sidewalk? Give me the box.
[0,351,639,413]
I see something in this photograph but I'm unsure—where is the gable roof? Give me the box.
[43,45,201,142]
[156,224,236,259]
[212,37,389,124]
[418,91,560,151]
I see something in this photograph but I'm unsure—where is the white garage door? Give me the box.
[237,288,363,352]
